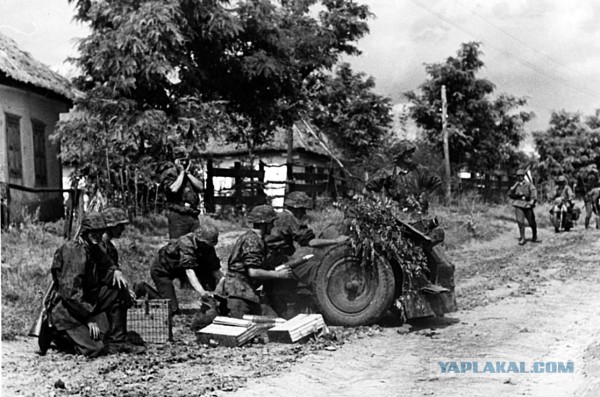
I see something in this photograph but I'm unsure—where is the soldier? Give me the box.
[215,205,293,319]
[150,224,223,314]
[365,140,441,213]
[584,187,600,230]
[266,191,316,266]
[42,212,142,357]
[100,207,131,289]
[99,207,136,346]
[550,175,575,232]
[160,150,203,239]
[365,140,455,294]
[264,191,316,318]
[507,169,539,245]
[581,167,600,229]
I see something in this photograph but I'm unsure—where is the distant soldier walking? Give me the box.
[507,169,539,245]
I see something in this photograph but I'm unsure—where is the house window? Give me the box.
[5,114,22,179]
[32,120,48,186]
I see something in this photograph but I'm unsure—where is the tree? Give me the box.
[55,0,373,204]
[306,63,393,167]
[404,42,534,174]
[534,109,600,186]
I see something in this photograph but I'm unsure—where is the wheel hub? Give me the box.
[326,256,379,314]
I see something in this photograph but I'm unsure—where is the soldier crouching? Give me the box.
[216,205,293,319]
[41,212,143,357]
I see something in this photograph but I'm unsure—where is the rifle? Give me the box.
[28,281,54,337]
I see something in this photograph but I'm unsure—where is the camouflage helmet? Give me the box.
[515,169,526,176]
[80,211,107,233]
[391,140,417,158]
[102,207,129,228]
[248,205,278,224]
[284,191,312,209]
[193,224,219,245]
[556,175,567,184]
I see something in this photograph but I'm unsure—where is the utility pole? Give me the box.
[286,128,294,193]
[441,85,451,204]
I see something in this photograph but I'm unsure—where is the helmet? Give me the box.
[80,211,107,233]
[102,207,129,228]
[391,140,417,158]
[194,224,219,245]
[556,175,567,184]
[248,205,278,224]
[515,169,526,176]
[284,191,312,209]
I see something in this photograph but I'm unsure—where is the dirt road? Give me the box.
[227,227,600,397]
[3,224,600,397]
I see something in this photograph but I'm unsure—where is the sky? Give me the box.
[2,0,600,146]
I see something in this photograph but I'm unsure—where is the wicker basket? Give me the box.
[127,299,172,343]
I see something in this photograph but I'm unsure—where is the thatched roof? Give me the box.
[0,32,73,102]
[202,123,336,159]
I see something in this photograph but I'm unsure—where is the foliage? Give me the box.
[405,42,534,174]
[341,198,429,287]
[306,63,393,164]
[56,0,374,204]
[534,109,600,185]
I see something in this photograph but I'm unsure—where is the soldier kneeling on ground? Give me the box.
[39,212,144,357]
[215,205,293,319]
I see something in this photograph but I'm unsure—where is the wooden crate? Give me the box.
[197,322,260,347]
[127,299,172,343]
[267,314,325,343]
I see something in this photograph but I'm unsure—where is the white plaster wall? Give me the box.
[0,84,70,220]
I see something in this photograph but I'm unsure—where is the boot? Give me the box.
[531,226,540,243]
[518,226,526,245]
[106,308,146,354]
[585,217,590,229]
[108,307,128,343]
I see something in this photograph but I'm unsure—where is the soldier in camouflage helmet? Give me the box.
[42,212,143,357]
[216,205,293,318]
[365,139,441,213]
[100,207,130,289]
[148,224,223,314]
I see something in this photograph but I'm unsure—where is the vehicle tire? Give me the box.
[312,244,396,326]
[551,213,561,232]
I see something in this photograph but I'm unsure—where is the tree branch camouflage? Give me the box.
[342,199,429,285]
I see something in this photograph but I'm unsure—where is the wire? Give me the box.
[451,0,600,87]
[409,0,598,100]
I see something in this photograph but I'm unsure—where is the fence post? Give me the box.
[258,161,266,204]
[306,165,316,207]
[234,161,243,209]
[205,158,215,213]
[1,182,10,231]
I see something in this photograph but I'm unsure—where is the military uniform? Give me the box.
[160,163,201,239]
[365,164,442,213]
[45,213,132,357]
[584,187,600,229]
[365,140,455,294]
[151,230,221,313]
[264,208,316,318]
[508,172,538,244]
[215,230,269,318]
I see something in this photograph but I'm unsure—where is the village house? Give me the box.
[200,122,347,210]
[0,32,73,222]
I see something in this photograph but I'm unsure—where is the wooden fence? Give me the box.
[203,160,351,213]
